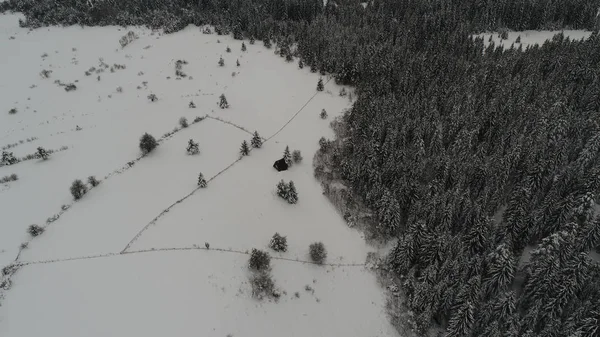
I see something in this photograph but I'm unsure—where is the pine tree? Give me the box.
[249,36,255,45]
[285,53,293,62]
[226,46,231,53]
[36,147,49,160]
[251,131,262,148]
[197,172,207,187]
[241,42,246,51]
[1,151,18,165]
[298,59,304,69]
[287,181,298,204]
[292,150,302,164]
[515,35,521,43]
[269,233,288,252]
[70,179,87,200]
[276,180,288,199]
[236,59,240,67]
[309,242,327,264]
[310,63,318,73]
[218,56,225,67]
[186,139,200,155]
[219,94,229,108]
[320,109,328,119]
[189,101,196,108]
[264,37,272,49]
[316,78,324,91]
[283,146,292,167]
[240,140,250,156]
[139,133,158,154]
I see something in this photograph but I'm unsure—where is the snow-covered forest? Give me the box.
[2,0,600,336]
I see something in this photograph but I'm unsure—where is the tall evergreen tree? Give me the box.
[240,140,250,156]
[251,131,262,148]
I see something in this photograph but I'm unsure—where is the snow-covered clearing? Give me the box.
[0,12,396,337]
[475,29,592,50]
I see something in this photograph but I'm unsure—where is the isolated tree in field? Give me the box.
[88,175,100,187]
[309,242,327,264]
[320,109,328,119]
[269,233,288,252]
[219,94,229,109]
[241,42,246,51]
[28,224,44,237]
[276,180,289,199]
[249,248,271,271]
[515,35,521,43]
[70,179,87,200]
[197,172,207,187]
[226,46,231,53]
[251,131,262,148]
[287,181,298,204]
[218,56,225,67]
[292,150,303,164]
[298,59,304,69]
[186,139,200,155]
[1,151,18,165]
[283,146,292,167]
[240,140,250,156]
[139,132,158,154]
[37,147,49,160]
[189,101,196,108]
[316,78,324,91]
[179,117,188,128]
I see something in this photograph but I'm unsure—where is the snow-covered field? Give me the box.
[0,13,396,337]
[475,29,592,50]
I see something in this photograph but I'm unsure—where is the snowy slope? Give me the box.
[0,12,397,337]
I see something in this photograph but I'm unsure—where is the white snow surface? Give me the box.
[0,13,396,337]
[475,29,592,50]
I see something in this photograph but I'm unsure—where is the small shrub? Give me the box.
[292,150,302,164]
[240,140,250,156]
[116,86,123,93]
[8,108,17,115]
[1,151,19,166]
[309,242,327,264]
[20,242,28,249]
[40,69,52,78]
[198,172,207,187]
[241,42,247,51]
[264,37,272,49]
[28,224,44,237]
[193,116,203,123]
[187,139,200,155]
[37,147,50,160]
[320,109,328,119]
[226,46,231,53]
[498,28,509,40]
[236,59,240,67]
[0,173,18,183]
[179,117,189,128]
[249,248,271,271]
[250,37,255,44]
[202,27,211,34]
[250,271,276,300]
[218,56,225,67]
[269,233,288,252]
[70,179,88,200]
[88,175,100,187]
[64,83,77,92]
[298,59,304,69]
[189,101,196,108]
[139,133,158,154]
[219,94,229,109]
[251,131,262,148]
[147,93,158,102]
[316,78,324,91]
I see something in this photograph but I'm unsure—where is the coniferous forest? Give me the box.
[3,0,600,335]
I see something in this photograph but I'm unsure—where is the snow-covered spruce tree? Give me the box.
[286,181,298,204]
[276,180,289,200]
[292,150,302,164]
[186,139,200,155]
[269,233,288,252]
[240,140,250,156]
[179,117,189,128]
[515,35,521,43]
[298,59,304,69]
[197,172,207,187]
[139,132,158,154]
[316,78,324,91]
[309,242,327,264]
[251,131,262,148]
[249,248,271,271]
[264,37,272,49]
[241,42,246,51]
[28,224,44,237]
[226,46,231,53]
[318,137,331,152]
[70,179,87,200]
[320,109,328,119]
[147,93,158,102]
[218,56,225,67]
[249,37,255,45]
[1,151,18,166]
[219,94,229,109]
[283,146,292,167]
[36,147,50,160]
[236,59,240,67]
[88,175,100,187]
[189,101,196,108]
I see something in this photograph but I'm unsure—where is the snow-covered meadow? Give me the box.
[0,12,397,337]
